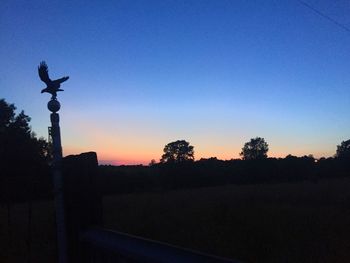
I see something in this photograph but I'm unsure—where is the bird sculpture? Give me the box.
[38,61,69,98]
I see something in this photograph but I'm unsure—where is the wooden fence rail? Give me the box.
[81,227,238,263]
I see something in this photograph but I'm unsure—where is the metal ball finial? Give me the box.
[48,98,61,112]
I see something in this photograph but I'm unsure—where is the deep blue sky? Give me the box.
[1,0,349,164]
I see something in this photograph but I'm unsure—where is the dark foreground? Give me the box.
[1,177,350,262]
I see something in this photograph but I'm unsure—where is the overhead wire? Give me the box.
[297,0,350,34]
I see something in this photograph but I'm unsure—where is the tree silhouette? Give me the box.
[0,99,51,176]
[335,139,350,159]
[149,159,157,166]
[240,137,269,160]
[160,140,194,163]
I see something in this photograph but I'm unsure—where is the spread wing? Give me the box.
[38,61,51,84]
[56,76,69,83]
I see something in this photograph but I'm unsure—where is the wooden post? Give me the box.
[63,152,102,262]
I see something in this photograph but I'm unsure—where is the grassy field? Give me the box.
[103,178,350,263]
[0,200,56,263]
[1,177,350,262]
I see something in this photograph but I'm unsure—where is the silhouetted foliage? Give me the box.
[160,140,194,163]
[0,99,51,171]
[99,154,350,196]
[149,159,157,166]
[0,99,52,202]
[240,137,269,160]
[2,98,349,202]
[335,139,350,159]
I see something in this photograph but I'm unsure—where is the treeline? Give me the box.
[0,99,52,203]
[1,98,349,203]
[2,155,348,203]
[98,155,350,195]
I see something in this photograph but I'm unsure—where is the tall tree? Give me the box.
[335,139,350,159]
[240,137,269,160]
[160,140,194,163]
[0,99,51,176]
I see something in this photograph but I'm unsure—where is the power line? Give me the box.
[297,0,350,34]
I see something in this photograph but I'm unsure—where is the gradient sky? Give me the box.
[1,0,350,165]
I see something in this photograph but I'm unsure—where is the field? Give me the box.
[1,177,350,262]
[0,200,56,263]
[103,178,350,263]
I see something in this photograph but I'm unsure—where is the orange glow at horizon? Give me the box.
[60,112,336,166]
[63,143,334,166]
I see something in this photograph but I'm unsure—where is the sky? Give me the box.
[1,0,350,165]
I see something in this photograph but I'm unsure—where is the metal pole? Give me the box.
[48,99,68,263]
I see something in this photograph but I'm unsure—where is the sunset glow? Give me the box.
[2,1,349,165]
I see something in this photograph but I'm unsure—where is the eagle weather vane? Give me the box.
[38,61,69,262]
[38,61,69,99]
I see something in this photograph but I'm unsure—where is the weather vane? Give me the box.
[38,61,69,100]
[38,61,69,263]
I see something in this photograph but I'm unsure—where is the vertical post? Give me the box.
[63,152,102,262]
[48,99,68,263]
